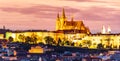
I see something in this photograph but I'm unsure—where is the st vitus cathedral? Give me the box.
[5,8,120,49]
[56,9,90,34]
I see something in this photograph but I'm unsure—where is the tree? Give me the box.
[106,38,111,49]
[97,43,104,49]
[57,38,62,46]
[86,40,91,47]
[82,40,91,48]
[65,41,70,45]
[18,34,25,42]
[31,33,38,44]
[8,36,14,43]
[44,36,54,45]
[25,36,32,44]
[79,43,82,48]
[71,42,75,46]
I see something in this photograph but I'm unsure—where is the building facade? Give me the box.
[56,9,90,34]
[3,9,120,49]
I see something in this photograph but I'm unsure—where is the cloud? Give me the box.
[0,5,80,30]
[62,0,94,2]
[62,0,109,3]
[84,20,120,33]
[73,6,120,21]
[0,2,120,33]
[0,5,80,19]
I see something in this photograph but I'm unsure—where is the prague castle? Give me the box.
[0,9,120,49]
[56,9,90,34]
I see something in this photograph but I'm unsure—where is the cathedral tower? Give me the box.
[56,8,67,31]
[60,8,67,30]
[61,8,66,19]
[55,8,90,34]
[56,13,60,30]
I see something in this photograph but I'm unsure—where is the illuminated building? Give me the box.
[6,30,56,44]
[0,34,4,39]
[56,8,90,34]
[80,34,120,49]
[29,46,44,53]
[3,9,120,49]
[107,26,111,34]
[101,25,106,34]
[101,25,111,34]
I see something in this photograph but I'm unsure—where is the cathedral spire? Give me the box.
[57,13,60,20]
[62,8,66,19]
[56,13,60,31]
[107,25,111,34]
[101,25,106,34]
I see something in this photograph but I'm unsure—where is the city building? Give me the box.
[29,46,44,54]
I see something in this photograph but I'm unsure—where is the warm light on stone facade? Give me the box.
[3,9,120,49]
[56,8,90,34]
[29,46,44,53]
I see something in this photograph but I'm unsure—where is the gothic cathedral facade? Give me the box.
[56,8,90,34]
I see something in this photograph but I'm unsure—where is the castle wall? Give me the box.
[5,31,120,49]
[81,34,120,49]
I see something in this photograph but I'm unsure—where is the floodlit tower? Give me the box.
[62,8,66,19]
[61,8,66,30]
[101,25,106,34]
[56,13,60,30]
[107,26,111,34]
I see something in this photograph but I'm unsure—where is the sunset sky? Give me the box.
[0,0,120,33]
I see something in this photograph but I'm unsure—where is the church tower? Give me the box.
[101,25,106,34]
[107,26,111,34]
[61,8,66,19]
[55,8,90,34]
[56,8,67,31]
[60,8,66,30]
[56,13,60,30]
